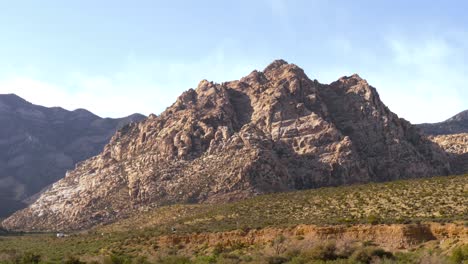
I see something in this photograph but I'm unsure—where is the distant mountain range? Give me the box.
[4,60,463,231]
[0,94,145,217]
[417,110,468,135]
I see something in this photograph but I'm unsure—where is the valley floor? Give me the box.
[0,175,467,263]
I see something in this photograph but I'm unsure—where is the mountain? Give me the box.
[417,110,468,135]
[0,94,145,217]
[416,110,468,173]
[428,133,468,174]
[2,60,452,231]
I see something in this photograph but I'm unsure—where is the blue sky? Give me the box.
[0,0,467,123]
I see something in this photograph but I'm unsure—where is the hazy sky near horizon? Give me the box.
[0,0,467,123]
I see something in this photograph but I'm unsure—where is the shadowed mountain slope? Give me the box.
[417,110,468,135]
[0,94,145,217]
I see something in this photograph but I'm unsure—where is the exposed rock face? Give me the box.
[154,223,467,252]
[2,60,452,231]
[417,110,468,135]
[0,94,145,217]
[428,133,468,174]
[429,133,468,155]
[417,110,468,174]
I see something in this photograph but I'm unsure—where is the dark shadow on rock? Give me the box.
[227,88,254,131]
[402,224,437,245]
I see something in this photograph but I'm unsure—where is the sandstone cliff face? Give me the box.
[2,60,452,231]
[417,110,468,174]
[428,133,468,174]
[0,94,145,217]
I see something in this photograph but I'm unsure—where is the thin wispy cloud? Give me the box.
[366,33,467,123]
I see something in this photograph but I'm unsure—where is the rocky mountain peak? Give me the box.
[446,110,468,122]
[0,93,28,103]
[263,59,289,72]
[263,60,306,81]
[417,109,468,135]
[0,94,32,110]
[2,60,453,231]
[333,74,369,91]
[71,108,98,119]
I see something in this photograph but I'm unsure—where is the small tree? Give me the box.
[304,241,337,261]
[450,244,468,264]
[63,256,86,264]
[20,252,41,264]
[367,214,381,225]
[271,234,287,255]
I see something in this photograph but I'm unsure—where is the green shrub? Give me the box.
[103,254,132,264]
[366,215,381,225]
[217,252,243,264]
[133,256,152,264]
[266,256,288,264]
[286,256,307,264]
[350,247,393,264]
[285,249,301,259]
[271,235,287,255]
[63,255,86,264]
[239,255,253,262]
[450,244,468,264]
[230,241,246,251]
[158,255,191,264]
[194,255,217,264]
[20,252,41,264]
[213,243,226,255]
[302,241,337,260]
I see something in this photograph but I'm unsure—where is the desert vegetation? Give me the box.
[0,175,466,263]
[101,174,467,234]
[0,241,467,263]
